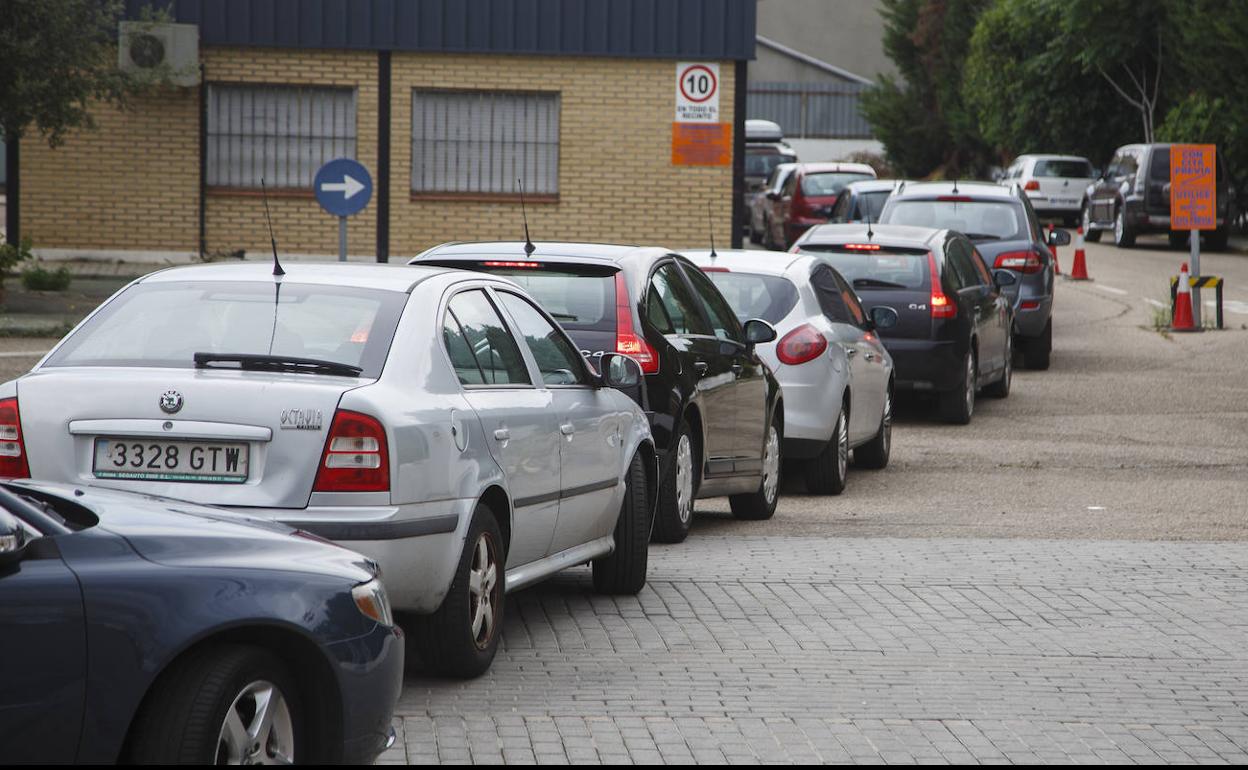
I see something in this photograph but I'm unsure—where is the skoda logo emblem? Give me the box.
[159,390,184,414]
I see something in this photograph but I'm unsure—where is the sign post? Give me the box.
[314,158,373,262]
[1170,144,1216,328]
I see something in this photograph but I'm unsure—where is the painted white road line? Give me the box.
[1144,298,1165,308]
[0,351,50,359]
[1224,300,1248,315]
[1094,284,1129,295]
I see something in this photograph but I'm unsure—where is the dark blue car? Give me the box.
[0,481,403,764]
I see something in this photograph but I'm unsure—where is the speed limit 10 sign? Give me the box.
[675,62,720,123]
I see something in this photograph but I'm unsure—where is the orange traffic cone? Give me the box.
[1068,226,1089,280]
[1171,262,1196,332]
[1047,224,1062,275]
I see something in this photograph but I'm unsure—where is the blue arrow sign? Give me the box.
[314,158,372,217]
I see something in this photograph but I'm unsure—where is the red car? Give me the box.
[765,162,876,250]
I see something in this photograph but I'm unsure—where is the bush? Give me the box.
[0,237,34,289]
[21,264,72,292]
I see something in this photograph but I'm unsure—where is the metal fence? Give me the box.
[746,81,873,139]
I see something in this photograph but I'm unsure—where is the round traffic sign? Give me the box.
[313,158,373,218]
[678,64,718,104]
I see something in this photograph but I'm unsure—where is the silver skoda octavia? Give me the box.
[0,262,657,677]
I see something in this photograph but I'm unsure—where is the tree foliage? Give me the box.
[861,0,995,179]
[0,0,153,145]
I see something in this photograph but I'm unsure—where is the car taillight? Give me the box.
[776,324,828,365]
[313,410,389,493]
[927,252,957,319]
[0,398,30,480]
[1024,180,1040,191]
[615,273,659,375]
[993,250,1043,274]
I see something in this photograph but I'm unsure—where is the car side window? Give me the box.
[969,247,994,286]
[495,291,588,386]
[682,264,746,343]
[781,172,797,197]
[829,193,850,222]
[443,290,531,386]
[811,265,852,324]
[649,264,711,336]
[832,272,867,326]
[945,240,976,289]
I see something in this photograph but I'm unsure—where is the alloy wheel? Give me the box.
[762,425,781,504]
[881,392,892,456]
[836,412,849,481]
[468,532,500,650]
[965,354,976,418]
[1114,208,1125,243]
[674,434,694,524]
[215,680,294,765]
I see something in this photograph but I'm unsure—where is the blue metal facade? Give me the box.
[125,0,756,60]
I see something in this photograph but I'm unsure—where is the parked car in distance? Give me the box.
[767,162,877,250]
[1084,143,1231,250]
[0,262,657,679]
[745,119,798,233]
[683,249,896,495]
[0,480,402,764]
[413,242,784,544]
[1001,154,1096,226]
[793,224,1015,424]
[878,181,1065,370]
[750,161,798,244]
[827,179,901,224]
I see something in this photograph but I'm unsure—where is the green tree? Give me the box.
[861,0,995,179]
[963,0,1138,168]
[0,0,157,146]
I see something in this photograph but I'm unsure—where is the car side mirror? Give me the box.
[869,306,899,330]
[1048,229,1071,247]
[0,508,29,568]
[766,191,780,201]
[743,319,778,345]
[993,269,1019,288]
[598,353,643,389]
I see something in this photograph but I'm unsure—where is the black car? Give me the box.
[1084,143,1231,250]
[876,181,1066,370]
[792,224,1015,424]
[0,481,403,764]
[827,179,900,224]
[413,242,783,543]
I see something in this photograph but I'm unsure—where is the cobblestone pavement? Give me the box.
[382,536,1248,764]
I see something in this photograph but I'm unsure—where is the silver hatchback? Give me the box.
[0,262,657,677]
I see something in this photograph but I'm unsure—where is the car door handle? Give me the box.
[493,428,510,442]
[560,423,575,436]
[694,360,709,377]
[844,347,858,359]
[864,351,876,362]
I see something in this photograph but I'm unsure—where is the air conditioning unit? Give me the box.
[118,22,199,87]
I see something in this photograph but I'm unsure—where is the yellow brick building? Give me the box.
[13,0,757,263]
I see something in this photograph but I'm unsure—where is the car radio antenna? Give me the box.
[260,178,285,277]
[865,208,875,241]
[708,201,717,258]
[517,178,536,256]
[951,178,960,194]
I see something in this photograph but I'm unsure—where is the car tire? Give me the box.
[1082,202,1102,243]
[1022,318,1052,370]
[407,503,504,679]
[939,349,976,425]
[1206,226,1230,252]
[983,335,1012,398]
[749,224,763,245]
[651,418,697,544]
[1113,205,1136,248]
[125,644,306,764]
[730,416,783,519]
[1168,230,1189,249]
[804,406,849,493]
[592,452,650,595]
[853,389,892,470]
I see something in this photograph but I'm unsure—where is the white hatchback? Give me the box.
[1001,154,1096,225]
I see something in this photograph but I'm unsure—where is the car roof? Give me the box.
[796,162,877,176]
[413,241,676,267]
[1017,154,1091,163]
[680,249,817,277]
[891,180,1019,200]
[845,178,903,193]
[798,223,947,250]
[138,261,447,293]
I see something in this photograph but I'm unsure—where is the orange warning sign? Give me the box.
[1170,144,1217,231]
[672,122,731,166]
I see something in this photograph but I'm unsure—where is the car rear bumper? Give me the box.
[329,622,405,764]
[883,338,962,392]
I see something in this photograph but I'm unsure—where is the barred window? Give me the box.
[412,90,560,196]
[206,85,357,189]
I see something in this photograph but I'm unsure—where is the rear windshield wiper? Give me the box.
[852,278,907,289]
[194,353,363,377]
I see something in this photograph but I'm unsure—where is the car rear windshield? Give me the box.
[1034,159,1093,178]
[43,281,406,377]
[883,199,1027,241]
[796,247,930,291]
[857,190,891,221]
[746,149,789,179]
[801,172,874,197]
[701,270,799,324]
[474,265,617,333]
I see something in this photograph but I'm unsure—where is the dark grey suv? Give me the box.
[1083,143,1231,250]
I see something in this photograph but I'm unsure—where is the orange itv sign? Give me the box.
[672,122,731,166]
[1170,144,1217,230]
